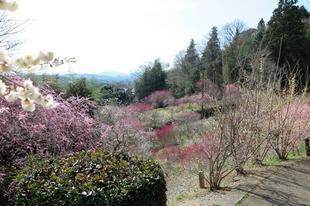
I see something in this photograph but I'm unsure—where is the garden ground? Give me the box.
[167,157,310,206]
[239,157,310,206]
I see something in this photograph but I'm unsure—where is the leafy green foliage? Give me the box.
[265,0,310,87]
[14,150,167,206]
[101,85,134,105]
[168,40,200,98]
[170,79,195,98]
[87,78,103,103]
[222,28,257,83]
[135,59,167,100]
[65,78,92,99]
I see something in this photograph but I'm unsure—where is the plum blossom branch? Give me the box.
[0,51,58,111]
[0,0,17,12]
[0,2,60,111]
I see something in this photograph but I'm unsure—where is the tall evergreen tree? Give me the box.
[255,18,266,44]
[201,27,223,86]
[265,0,309,87]
[182,39,200,85]
[134,59,167,100]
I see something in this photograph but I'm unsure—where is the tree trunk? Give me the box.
[236,166,247,176]
[199,171,206,189]
[201,71,205,119]
[305,138,310,156]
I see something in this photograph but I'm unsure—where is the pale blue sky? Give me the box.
[12,0,310,74]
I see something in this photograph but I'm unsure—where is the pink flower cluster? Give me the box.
[100,106,154,156]
[182,142,209,161]
[285,101,310,119]
[127,102,153,113]
[154,143,208,162]
[224,84,240,100]
[155,124,175,140]
[176,94,210,105]
[0,94,101,180]
[195,79,222,99]
[154,131,220,163]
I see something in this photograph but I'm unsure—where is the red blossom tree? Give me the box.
[154,146,182,163]
[153,124,177,149]
[180,128,236,190]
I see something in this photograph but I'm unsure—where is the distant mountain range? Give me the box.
[29,68,138,84]
[58,71,137,83]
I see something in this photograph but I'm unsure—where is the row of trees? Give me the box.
[28,75,135,106]
[135,0,310,100]
[21,0,308,107]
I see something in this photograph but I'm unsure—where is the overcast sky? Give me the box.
[11,0,310,74]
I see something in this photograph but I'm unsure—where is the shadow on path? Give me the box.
[239,158,310,206]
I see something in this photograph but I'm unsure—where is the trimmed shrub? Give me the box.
[0,92,101,204]
[14,150,167,206]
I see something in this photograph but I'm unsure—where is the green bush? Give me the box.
[14,150,166,206]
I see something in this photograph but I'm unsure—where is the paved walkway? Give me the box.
[240,158,310,206]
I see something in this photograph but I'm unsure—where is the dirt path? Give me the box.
[240,158,310,206]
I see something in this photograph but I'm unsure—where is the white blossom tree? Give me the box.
[0,1,58,111]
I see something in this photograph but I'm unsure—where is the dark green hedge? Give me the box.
[14,150,166,206]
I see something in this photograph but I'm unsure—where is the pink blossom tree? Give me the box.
[195,79,222,99]
[267,99,310,160]
[146,90,175,108]
[0,94,102,184]
[177,129,235,191]
[176,93,210,106]
[223,84,240,103]
[99,106,154,156]
[127,102,153,113]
